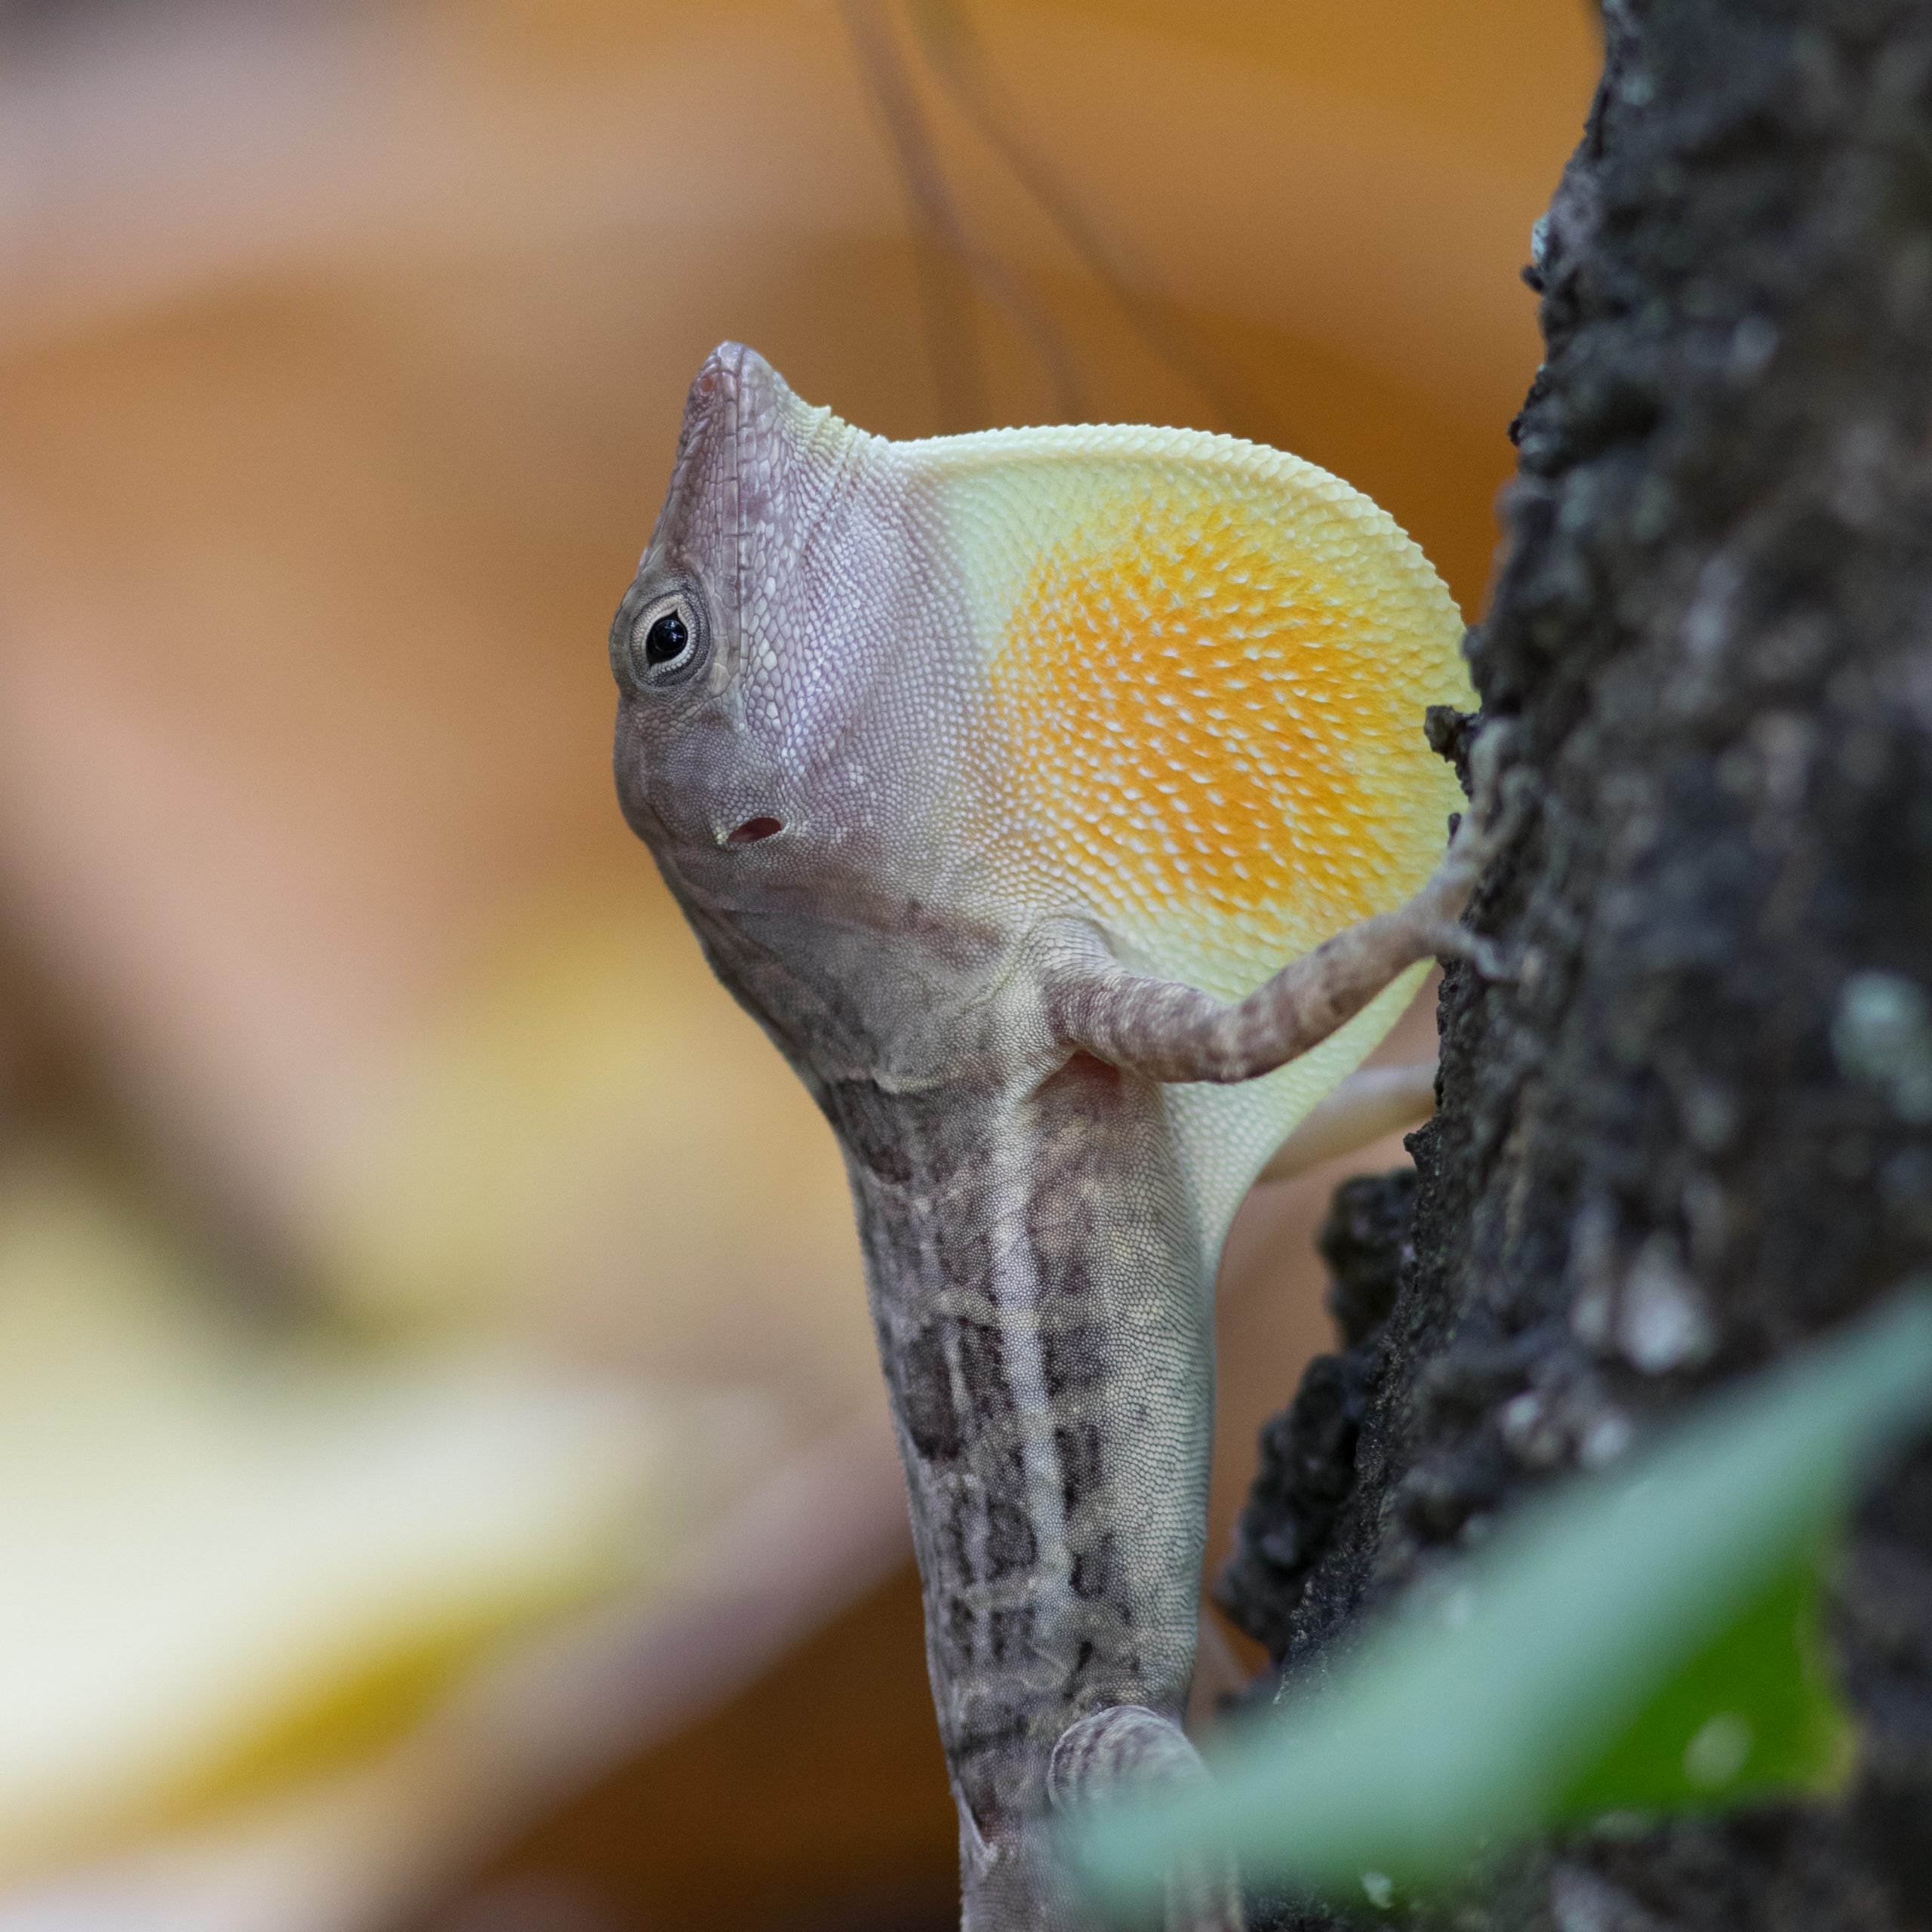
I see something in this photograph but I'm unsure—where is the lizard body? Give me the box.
[612,344,1484,1929]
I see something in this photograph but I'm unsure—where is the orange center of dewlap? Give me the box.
[987,467,1465,985]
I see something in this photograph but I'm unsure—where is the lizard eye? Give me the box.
[645,611,688,665]
[614,585,707,689]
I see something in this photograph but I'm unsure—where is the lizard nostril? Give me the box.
[728,816,784,846]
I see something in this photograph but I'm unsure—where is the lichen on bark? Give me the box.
[1226,2,1932,1924]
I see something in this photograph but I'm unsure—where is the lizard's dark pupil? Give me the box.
[645,611,689,665]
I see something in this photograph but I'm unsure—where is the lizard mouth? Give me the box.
[726,816,785,846]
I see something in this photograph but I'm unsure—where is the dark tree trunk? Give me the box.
[1219,2,1932,1925]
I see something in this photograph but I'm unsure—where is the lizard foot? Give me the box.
[1049,1706,1245,1932]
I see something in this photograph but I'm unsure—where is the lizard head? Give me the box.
[614,343,818,868]
[611,343,978,951]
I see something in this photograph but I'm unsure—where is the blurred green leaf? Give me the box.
[1076,1285,1932,1906]
[1553,1547,1848,1821]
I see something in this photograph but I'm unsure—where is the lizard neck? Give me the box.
[821,1047,1217,1926]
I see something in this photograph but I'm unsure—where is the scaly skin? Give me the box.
[611,345,1479,1929]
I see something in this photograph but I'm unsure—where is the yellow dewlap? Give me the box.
[917,423,1473,1241]
[932,429,1470,1000]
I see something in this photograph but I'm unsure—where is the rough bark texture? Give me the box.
[1220,2,1932,1926]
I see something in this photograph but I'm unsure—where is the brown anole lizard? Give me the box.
[612,344,1500,1930]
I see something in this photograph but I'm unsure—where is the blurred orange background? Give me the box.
[0,5,1597,1929]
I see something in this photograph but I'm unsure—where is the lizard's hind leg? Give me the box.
[1049,1706,1245,1932]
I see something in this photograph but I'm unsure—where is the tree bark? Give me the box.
[1219,2,1932,1925]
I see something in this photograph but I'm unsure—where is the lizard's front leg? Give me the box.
[1047,771,1511,1088]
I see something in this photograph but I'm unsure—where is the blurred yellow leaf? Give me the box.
[0,1164,759,1883]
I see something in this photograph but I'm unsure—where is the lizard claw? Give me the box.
[1429,924,1516,982]
[1460,720,1533,865]
[1425,719,1528,974]
[1465,715,1515,814]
